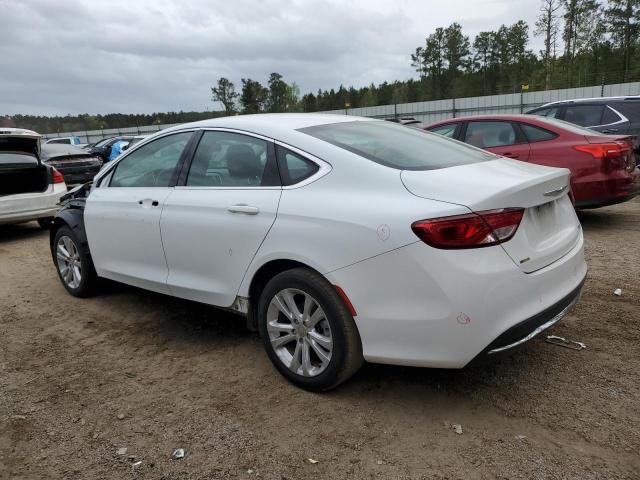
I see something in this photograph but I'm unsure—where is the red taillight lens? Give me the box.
[411,208,524,249]
[52,168,65,184]
[573,142,633,172]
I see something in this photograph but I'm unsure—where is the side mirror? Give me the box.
[122,144,129,151]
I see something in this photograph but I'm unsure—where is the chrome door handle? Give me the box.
[138,199,159,207]
[228,204,259,215]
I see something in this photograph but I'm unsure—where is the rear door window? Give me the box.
[186,131,279,187]
[531,107,561,118]
[564,105,604,127]
[464,121,520,148]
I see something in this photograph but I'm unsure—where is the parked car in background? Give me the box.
[527,96,640,136]
[424,114,639,209]
[527,97,640,164]
[385,117,423,127]
[50,114,586,391]
[122,134,150,151]
[85,136,134,162]
[45,136,86,147]
[41,143,103,187]
[0,128,67,228]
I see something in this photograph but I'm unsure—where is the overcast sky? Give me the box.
[0,0,545,116]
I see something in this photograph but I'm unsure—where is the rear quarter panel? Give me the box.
[237,149,470,298]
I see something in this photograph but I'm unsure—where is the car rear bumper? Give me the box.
[477,276,584,356]
[573,168,640,209]
[0,183,66,224]
[326,232,587,369]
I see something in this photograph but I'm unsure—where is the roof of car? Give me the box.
[539,95,640,108]
[425,114,537,127]
[162,113,375,138]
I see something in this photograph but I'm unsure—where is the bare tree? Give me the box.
[535,0,563,89]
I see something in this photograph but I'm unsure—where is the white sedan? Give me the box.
[49,114,586,391]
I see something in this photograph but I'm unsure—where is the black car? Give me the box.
[527,96,640,136]
[41,144,103,186]
[385,117,424,127]
[85,136,134,162]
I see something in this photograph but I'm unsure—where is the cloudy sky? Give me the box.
[0,0,544,116]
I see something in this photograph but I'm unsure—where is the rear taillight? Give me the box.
[52,168,65,184]
[411,208,524,249]
[573,142,633,172]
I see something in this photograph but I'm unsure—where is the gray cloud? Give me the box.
[0,0,542,115]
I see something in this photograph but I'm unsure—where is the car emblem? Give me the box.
[544,185,568,197]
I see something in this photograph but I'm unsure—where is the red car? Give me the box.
[424,114,640,209]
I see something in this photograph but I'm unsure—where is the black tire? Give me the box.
[257,268,363,392]
[37,217,54,229]
[51,225,99,297]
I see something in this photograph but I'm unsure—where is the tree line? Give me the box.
[0,111,225,136]
[3,0,638,133]
[215,0,639,114]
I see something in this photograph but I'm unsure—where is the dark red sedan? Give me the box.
[424,114,640,209]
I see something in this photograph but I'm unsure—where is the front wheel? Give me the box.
[52,225,98,297]
[258,268,363,391]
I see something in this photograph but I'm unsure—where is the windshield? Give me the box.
[299,121,494,170]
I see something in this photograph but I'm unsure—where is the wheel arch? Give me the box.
[49,208,89,253]
[245,258,321,331]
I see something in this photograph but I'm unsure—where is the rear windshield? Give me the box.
[299,121,494,170]
[532,115,611,136]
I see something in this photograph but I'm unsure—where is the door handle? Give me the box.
[601,129,619,134]
[138,198,159,207]
[228,204,259,215]
[503,152,520,158]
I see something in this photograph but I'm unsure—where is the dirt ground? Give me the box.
[1,199,639,480]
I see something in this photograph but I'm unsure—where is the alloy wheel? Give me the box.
[56,235,82,289]
[266,288,333,377]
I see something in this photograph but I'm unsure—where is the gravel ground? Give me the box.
[1,198,639,479]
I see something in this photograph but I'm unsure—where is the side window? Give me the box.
[520,124,558,142]
[532,107,561,119]
[564,105,604,126]
[276,145,319,186]
[110,132,192,187]
[428,124,458,138]
[601,106,622,125]
[186,131,278,187]
[464,121,519,148]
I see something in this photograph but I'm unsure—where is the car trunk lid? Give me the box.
[401,158,581,273]
[1,130,49,195]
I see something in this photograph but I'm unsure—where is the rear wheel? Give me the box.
[258,268,363,391]
[52,225,98,297]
